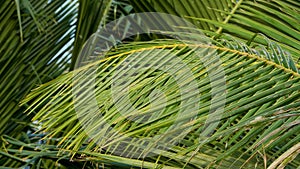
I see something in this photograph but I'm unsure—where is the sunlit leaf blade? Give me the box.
[2,0,300,168]
[21,36,300,168]
[131,0,300,64]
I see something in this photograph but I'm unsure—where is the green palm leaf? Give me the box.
[0,0,78,167]
[0,0,76,136]
[131,0,300,63]
[20,34,300,168]
[1,0,300,168]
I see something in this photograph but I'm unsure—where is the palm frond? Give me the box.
[131,0,300,64]
[0,0,76,136]
[2,0,300,168]
[21,34,300,168]
[0,0,77,167]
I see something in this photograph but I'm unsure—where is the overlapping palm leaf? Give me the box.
[0,0,78,167]
[1,0,300,168]
[131,0,300,63]
[20,32,300,168]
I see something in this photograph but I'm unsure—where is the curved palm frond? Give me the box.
[1,0,300,168]
[131,0,300,64]
[0,0,134,168]
[20,32,300,168]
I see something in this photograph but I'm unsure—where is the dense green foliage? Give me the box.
[0,0,300,168]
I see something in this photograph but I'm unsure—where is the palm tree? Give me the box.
[1,0,299,168]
